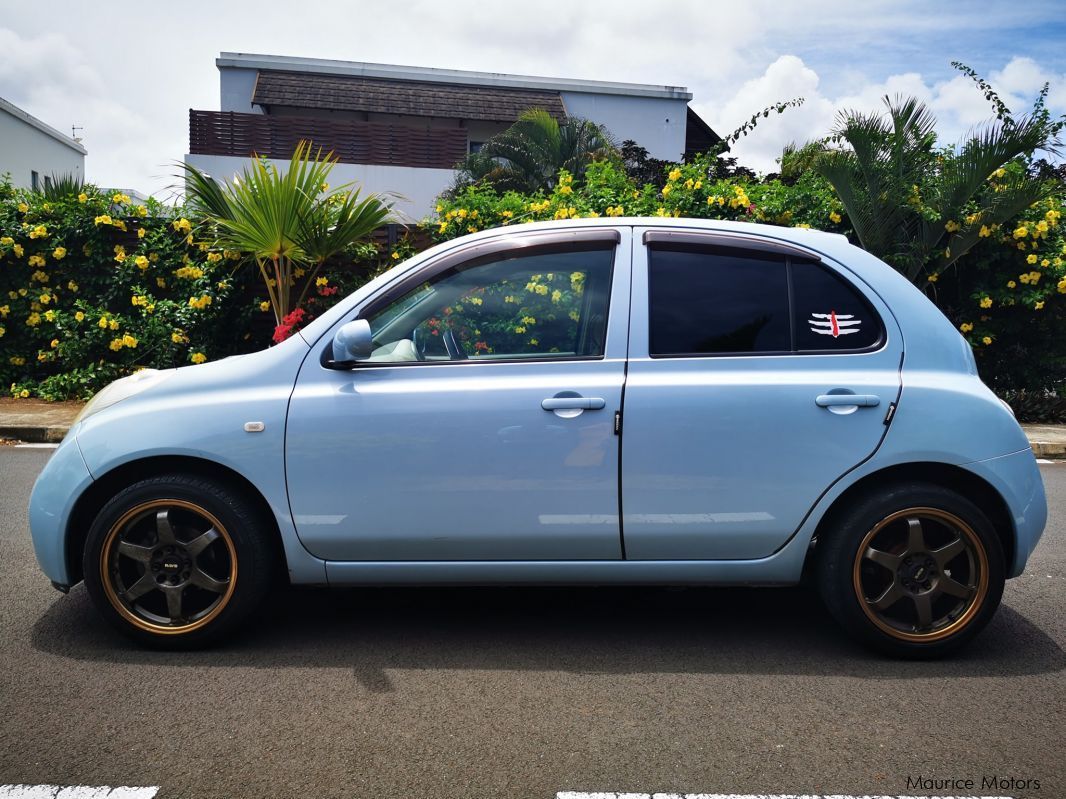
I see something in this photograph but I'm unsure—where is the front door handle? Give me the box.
[816,394,881,408]
[541,396,606,411]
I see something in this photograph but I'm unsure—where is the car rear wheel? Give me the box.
[83,473,276,649]
[817,482,1005,658]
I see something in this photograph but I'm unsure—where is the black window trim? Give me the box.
[320,228,621,369]
[645,239,886,359]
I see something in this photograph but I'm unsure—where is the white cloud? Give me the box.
[697,54,1066,174]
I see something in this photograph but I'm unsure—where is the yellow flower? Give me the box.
[1007,280,1016,289]
[26,313,41,327]
[175,266,205,280]
[661,184,672,197]
[190,352,207,364]
[257,301,270,312]
[982,336,992,345]
[13,244,24,258]
[927,274,938,283]
[829,211,842,224]
[1035,301,1045,310]
[52,246,66,260]
[122,334,138,348]
[173,218,192,233]
[134,255,149,270]
[74,311,84,322]
[668,169,682,182]
[1013,226,1028,239]
[17,202,28,213]
[50,339,59,349]
[0,326,4,338]
[19,389,29,397]
[78,193,87,203]
[43,310,55,322]
[0,305,7,317]
[944,220,960,233]
[551,289,562,303]
[108,338,124,351]
[29,224,47,239]
[1041,259,1050,268]
[514,326,526,334]
[38,294,50,305]
[438,222,448,233]
[28,255,46,268]
[94,215,112,226]
[109,319,119,330]
[114,251,126,263]
[994,168,1006,178]
[10,357,26,366]
[1027,254,1038,264]
[979,296,993,308]
[137,227,146,239]
[559,185,573,195]
[960,322,973,333]
[156,277,166,289]
[98,316,109,329]
[171,331,187,344]
[0,236,11,246]
[188,295,213,309]
[112,192,130,204]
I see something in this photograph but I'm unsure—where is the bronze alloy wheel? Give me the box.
[852,506,990,642]
[99,499,238,635]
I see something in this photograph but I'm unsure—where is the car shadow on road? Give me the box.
[30,583,1064,691]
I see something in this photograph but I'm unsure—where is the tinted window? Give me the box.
[792,261,881,350]
[649,246,790,355]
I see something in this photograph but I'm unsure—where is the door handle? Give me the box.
[816,394,880,408]
[541,397,606,411]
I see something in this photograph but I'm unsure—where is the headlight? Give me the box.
[74,368,175,425]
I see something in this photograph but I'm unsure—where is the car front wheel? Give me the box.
[817,482,1005,658]
[83,473,276,649]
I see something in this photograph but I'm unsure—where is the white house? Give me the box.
[0,96,86,190]
[185,52,718,220]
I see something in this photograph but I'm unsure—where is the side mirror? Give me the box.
[331,319,374,364]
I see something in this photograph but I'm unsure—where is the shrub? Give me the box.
[0,179,257,399]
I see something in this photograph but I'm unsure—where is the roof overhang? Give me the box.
[0,96,87,155]
[218,52,693,101]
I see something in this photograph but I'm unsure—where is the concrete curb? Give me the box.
[0,425,71,444]
[1029,441,1066,459]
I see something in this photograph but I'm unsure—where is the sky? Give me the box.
[1,0,1064,198]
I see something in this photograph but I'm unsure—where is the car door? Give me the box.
[621,227,903,560]
[286,227,630,561]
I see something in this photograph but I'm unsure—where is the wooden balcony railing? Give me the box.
[189,109,468,170]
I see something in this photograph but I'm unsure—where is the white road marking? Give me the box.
[0,788,157,798]
[1036,458,1060,464]
[14,443,59,449]
[556,795,1015,799]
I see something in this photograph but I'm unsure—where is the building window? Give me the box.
[31,171,39,191]
[43,175,53,191]
[469,141,484,154]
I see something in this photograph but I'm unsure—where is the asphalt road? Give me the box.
[1,447,1063,799]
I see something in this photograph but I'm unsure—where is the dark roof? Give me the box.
[252,71,568,122]
[684,106,722,160]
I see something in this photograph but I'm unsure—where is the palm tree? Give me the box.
[182,141,392,322]
[812,95,1060,283]
[453,109,616,193]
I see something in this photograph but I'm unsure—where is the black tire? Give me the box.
[817,482,1005,659]
[83,473,277,649]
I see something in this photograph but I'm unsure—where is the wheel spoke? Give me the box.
[161,585,184,619]
[869,582,904,611]
[911,593,933,629]
[186,528,220,558]
[939,575,974,599]
[931,536,967,568]
[155,509,178,546]
[864,546,901,572]
[122,572,158,603]
[189,567,228,594]
[117,540,153,563]
[905,517,927,554]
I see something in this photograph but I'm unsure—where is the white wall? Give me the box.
[0,109,85,189]
[561,91,688,161]
[184,153,455,221]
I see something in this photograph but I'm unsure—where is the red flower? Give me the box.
[272,324,293,343]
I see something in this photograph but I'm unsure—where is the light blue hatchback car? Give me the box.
[29,218,1047,657]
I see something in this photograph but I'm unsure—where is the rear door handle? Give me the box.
[542,397,606,411]
[816,394,880,408]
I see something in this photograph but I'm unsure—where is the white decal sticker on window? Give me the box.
[809,310,861,337]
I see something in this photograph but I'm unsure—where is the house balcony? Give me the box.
[188,109,469,171]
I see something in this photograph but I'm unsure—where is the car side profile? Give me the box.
[28,218,1047,657]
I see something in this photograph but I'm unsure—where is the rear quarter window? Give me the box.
[791,260,883,351]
